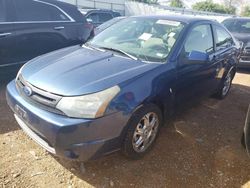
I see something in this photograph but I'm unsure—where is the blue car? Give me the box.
[6,16,239,161]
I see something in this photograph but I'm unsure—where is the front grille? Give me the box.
[244,46,250,54]
[241,56,250,62]
[16,75,65,115]
[240,46,250,62]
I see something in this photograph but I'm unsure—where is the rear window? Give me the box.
[0,0,6,22]
[223,19,250,33]
[99,13,113,22]
[14,0,70,22]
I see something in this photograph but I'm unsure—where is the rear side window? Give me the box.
[0,0,6,22]
[214,26,234,51]
[14,0,70,22]
[99,13,113,23]
[222,19,235,32]
[87,12,113,23]
[184,24,214,54]
[87,13,99,24]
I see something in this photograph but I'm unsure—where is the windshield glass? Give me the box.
[97,17,124,31]
[89,17,185,62]
[223,19,250,33]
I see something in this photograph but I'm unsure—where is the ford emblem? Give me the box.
[23,86,32,96]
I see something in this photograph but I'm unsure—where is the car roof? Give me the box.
[36,0,86,22]
[39,0,76,8]
[223,17,250,21]
[79,8,118,14]
[133,15,217,24]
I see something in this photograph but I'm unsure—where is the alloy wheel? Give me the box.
[222,72,232,96]
[132,112,159,153]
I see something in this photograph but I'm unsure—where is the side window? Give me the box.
[87,13,99,24]
[0,0,6,22]
[14,0,70,22]
[215,26,233,51]
[99,13,113,23]
[184,24,214,55]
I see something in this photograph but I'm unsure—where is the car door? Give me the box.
[0,0,17,68]
[213,24,236,83]
[12,0,76,64]
[175,23,222,105]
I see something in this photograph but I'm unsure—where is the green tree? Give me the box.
[133,0,158,4]
[192,0,235,14]
[170,0,184,8]
[241,6,250,17]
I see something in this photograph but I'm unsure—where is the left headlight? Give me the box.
[56,85,120,119]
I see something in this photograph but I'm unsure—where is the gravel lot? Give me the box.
[0,71,250,188]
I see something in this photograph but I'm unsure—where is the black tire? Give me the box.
[214,70,233,99]
[122,104,163,159]
[242,133,246,148]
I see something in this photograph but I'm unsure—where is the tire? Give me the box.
[122,104,163,159]
[242,133,246,148]
[214,70,233,99]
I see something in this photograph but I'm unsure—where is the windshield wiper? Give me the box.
[100,47,138,61]
[82,43,105,52]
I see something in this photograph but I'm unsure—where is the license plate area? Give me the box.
[14,104,29,122]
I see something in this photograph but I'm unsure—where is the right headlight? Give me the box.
[56,85,120,119]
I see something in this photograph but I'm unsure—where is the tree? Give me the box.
[133,0,158,4]
[223,0,237,14]
[241,6,250,17]
[170,0,184,8]
[192,0,235,14]
[224,6,236,14]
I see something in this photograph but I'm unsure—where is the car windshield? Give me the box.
[223,19,250,33]
[89,17,185,63]
[97,17,124,31]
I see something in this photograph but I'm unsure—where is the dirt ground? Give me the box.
[0,71,250,188]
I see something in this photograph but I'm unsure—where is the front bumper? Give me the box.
[239,47,250,68]
[238,59,250,68]
[6,80,129,161]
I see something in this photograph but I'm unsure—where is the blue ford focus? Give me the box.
[6,16,239,161]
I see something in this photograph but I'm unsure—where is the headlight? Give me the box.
[16,64,25,81]
[56,85,120,119]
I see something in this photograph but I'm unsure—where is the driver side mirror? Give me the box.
[188,50,209,63]
[86,18,93,23]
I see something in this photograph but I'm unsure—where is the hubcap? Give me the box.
[222,72,232,96]
[132,112,159,153]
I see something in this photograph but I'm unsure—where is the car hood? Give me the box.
[232,32,250,45]
[21,45,160,96]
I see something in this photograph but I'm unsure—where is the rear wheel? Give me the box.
[214,70,233,99]
[122,104,162,159]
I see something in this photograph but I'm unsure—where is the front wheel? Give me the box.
[214,70,233,99]
[122,104,163,159]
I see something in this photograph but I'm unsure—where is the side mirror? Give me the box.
[188,50,209,63]
[86,18,93,23]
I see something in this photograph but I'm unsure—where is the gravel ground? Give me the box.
[0,72,250,188]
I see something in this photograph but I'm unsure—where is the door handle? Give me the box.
[0,32,12,37]
[54,26,64,30]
